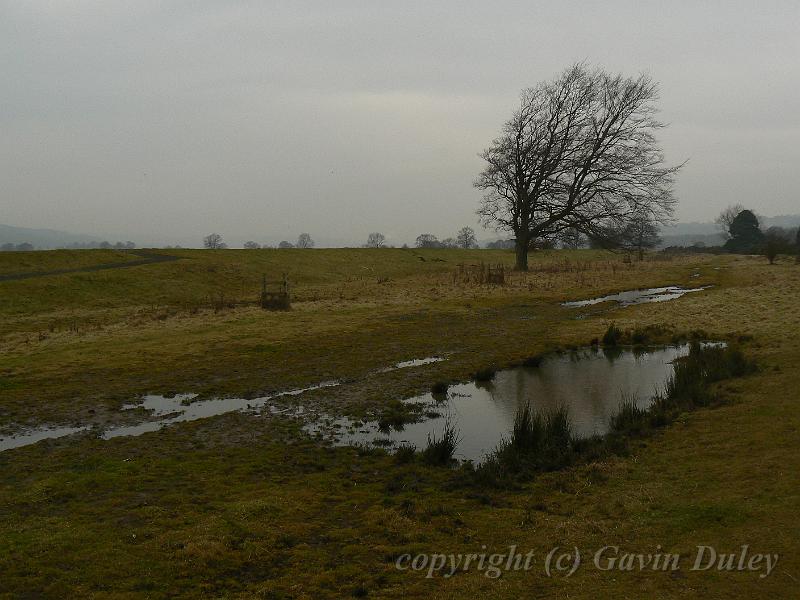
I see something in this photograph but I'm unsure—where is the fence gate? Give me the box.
[260,273,291,310]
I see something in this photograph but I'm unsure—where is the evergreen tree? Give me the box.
[723,210,764,254]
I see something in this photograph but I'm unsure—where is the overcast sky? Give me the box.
[2,1,799,246]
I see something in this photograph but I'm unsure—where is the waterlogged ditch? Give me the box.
[1,283,719,454]
[0,356,444,451]
[0,339,731,461]
[562,285,710,308]
[306,345,704,463]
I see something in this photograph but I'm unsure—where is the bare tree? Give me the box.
[364,232,386,248]
[456,226,478,249]
[296,233,314,248]
[715,204,746,240]
[243,241,261,249]
[278,240,294,249]
[559,227,584,250]
[619,211,662,260]
[415,234,440,248]
[476,64,680,270]
[763,227,795,264]
[764,240,778,264]
[765,226,794,242]
[203,233,226,249]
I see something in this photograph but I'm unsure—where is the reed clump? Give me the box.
[421,420,461,466]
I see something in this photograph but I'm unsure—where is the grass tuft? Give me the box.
[510,403,544,452]
[666,343,757,406]
[474,367,497,382]
[602,323,623,346]
[523,355,543,368]
[430,381,449,396]
[394,443,417,464]
[421,420,461,466]
[377,400,413,432]
[609,394,648,434]
[473,405,575,486]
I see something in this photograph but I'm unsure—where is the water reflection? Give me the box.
[307,345,691,463]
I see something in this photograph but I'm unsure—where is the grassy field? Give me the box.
[0,248,798,598]
[0,248,143,277]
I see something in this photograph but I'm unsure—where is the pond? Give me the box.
[306,345,696,463]
[0,345,705,460]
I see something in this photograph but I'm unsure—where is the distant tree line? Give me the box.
[414,227,479,249]
[273,233,314,249]
[196,214,800,263]
[206,233,316,250]
[0,242,34,251]
[0,240,136,251]
[485,239,515,250]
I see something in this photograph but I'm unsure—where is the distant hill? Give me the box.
[662,222,719,236]
[0,224,101,249]
[761,214,800,229]
[657,232,725,249]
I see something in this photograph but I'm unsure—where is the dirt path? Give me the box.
[0,250,181,282]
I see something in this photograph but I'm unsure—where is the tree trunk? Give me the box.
[514,234,529,271]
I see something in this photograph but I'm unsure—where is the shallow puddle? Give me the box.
[0,356,447,451]
[306,345,696,463]
[562,286,709,308]
[378,357,444,373]
[101,384,334,440]
[0,426,90,452]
